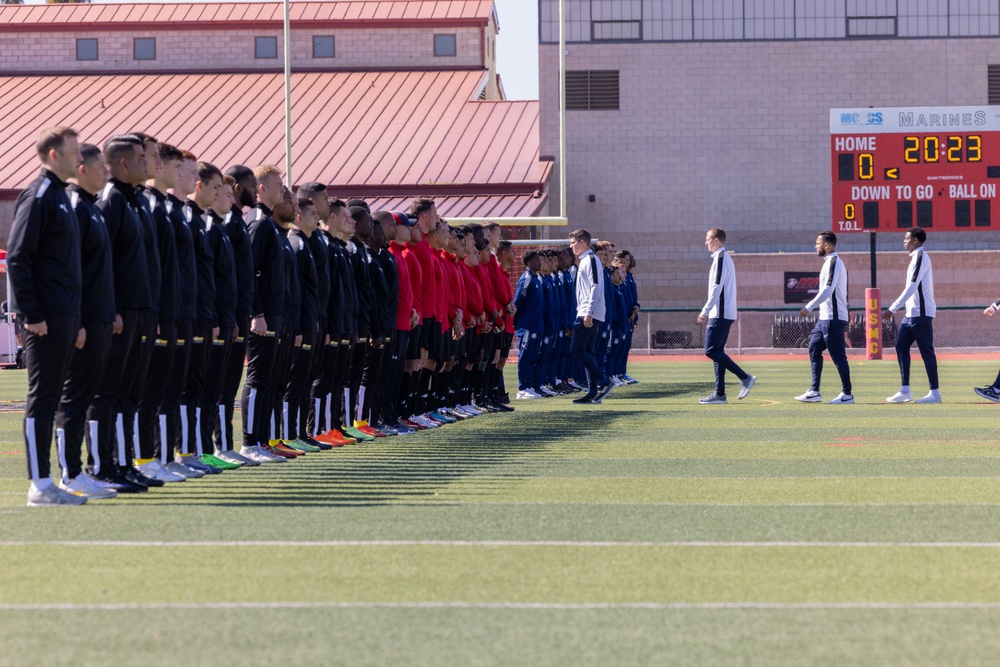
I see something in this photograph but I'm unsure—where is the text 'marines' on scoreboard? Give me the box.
[830,106,1000,233]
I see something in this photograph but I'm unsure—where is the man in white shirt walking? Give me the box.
[568,228,613,404]
[883,227,940,404]
[796,231,854,404]
[697,228,755,404]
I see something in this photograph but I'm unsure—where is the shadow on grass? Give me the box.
[609,382,715,400]
[129,410,646,508]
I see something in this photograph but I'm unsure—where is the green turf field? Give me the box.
[5,357,1000,666]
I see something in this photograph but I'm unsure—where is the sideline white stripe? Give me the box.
[6,540,1000,548]
[2,601,1000,611]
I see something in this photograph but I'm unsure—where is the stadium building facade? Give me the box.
[538,0,1000,308]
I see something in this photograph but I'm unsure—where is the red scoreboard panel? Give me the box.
[831,106,1000,233]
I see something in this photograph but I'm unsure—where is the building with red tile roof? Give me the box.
[0,0,549,245]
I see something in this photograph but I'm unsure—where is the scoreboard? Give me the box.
[830,106,1000,233]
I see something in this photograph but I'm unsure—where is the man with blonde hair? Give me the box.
[239,165,289,462]
[9,127,85,505]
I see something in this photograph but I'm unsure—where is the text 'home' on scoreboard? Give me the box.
[830,106,1000,233]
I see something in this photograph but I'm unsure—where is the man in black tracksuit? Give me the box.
[297,184,331,439]
[267,187,300,451]
[218,165,257,460]
[92,134,157,491]
[9,127,84,505]
[56,143,117,498]
[162,149,200,474]
[122,133,162,478]
[317,200,358,443]
[136,135,183,481]
[240,166,287,461]
[347,205,377,434]
[181,165,220,470]
[201,172,239,463]
[370,217,399,431]
[284,198,321,449]
[362,219,393,429]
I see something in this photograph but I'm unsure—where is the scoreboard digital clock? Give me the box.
[830,106,1000,233]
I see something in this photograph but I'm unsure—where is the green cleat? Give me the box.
[341,425,375,442]
[282,438,321,453]
[198,453,240,470]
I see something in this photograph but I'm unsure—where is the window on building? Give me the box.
[590,0,642,40]
[847,17,897,37]
[592,21,642,40]
[434,34,457,57]
[313,35,335,58]
[133,37,156,60]
[255,36,278,59]
[565,70,619,110]
[540,0,995,42]
[989,65,1000,105]
[76,38,98,61]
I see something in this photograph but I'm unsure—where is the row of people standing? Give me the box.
[9,127,518,506]
[513,233,640,403]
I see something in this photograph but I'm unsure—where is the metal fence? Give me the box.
[630,306,1000,353]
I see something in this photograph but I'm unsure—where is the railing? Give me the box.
[630,306,1000,354]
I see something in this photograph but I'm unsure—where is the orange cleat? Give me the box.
[314,429,356,447]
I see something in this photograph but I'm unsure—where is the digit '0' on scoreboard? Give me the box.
[830,106,1000,233]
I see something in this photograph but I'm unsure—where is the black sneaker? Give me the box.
[974,386,1000,403]
[93,471,147,493]
[595,383,615,402]
[124,467,164,488]
[572,394,598,404]
[303,436,333,450]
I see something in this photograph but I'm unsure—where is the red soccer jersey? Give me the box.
[389,241,413,331]
[461,261,485,327]
[429,250,447,328]
[401,243,423,319]
[409,237,438,321]
[477,262,499,325]
[499,266,515,333]
[436,250,464,332]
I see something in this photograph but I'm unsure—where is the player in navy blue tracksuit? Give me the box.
[513,250,543,397]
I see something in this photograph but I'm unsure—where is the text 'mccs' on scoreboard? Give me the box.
[830,106,1000,234]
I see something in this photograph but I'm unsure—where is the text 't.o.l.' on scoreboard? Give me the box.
[830,106,1000,233]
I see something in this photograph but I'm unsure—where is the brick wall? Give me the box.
[0,26,483,73]
[538,38,1000,308]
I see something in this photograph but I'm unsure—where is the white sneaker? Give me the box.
[136,460,186,483]
[240,445,285,464]
[737,375,756,400]
[61,474,117,500]
[568,380,586,390]
[27,483,87,506]
[795,390,822,403]
[886,390,913,403]
[516,389,540,400]
[828,392,855,404]
[165,461,204,479]
[915,392,942,404]
[216,449,259,467]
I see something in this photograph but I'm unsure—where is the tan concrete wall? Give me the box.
[732,249,1000,308]
[0,26,483,73]
[538,38,1000,308]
